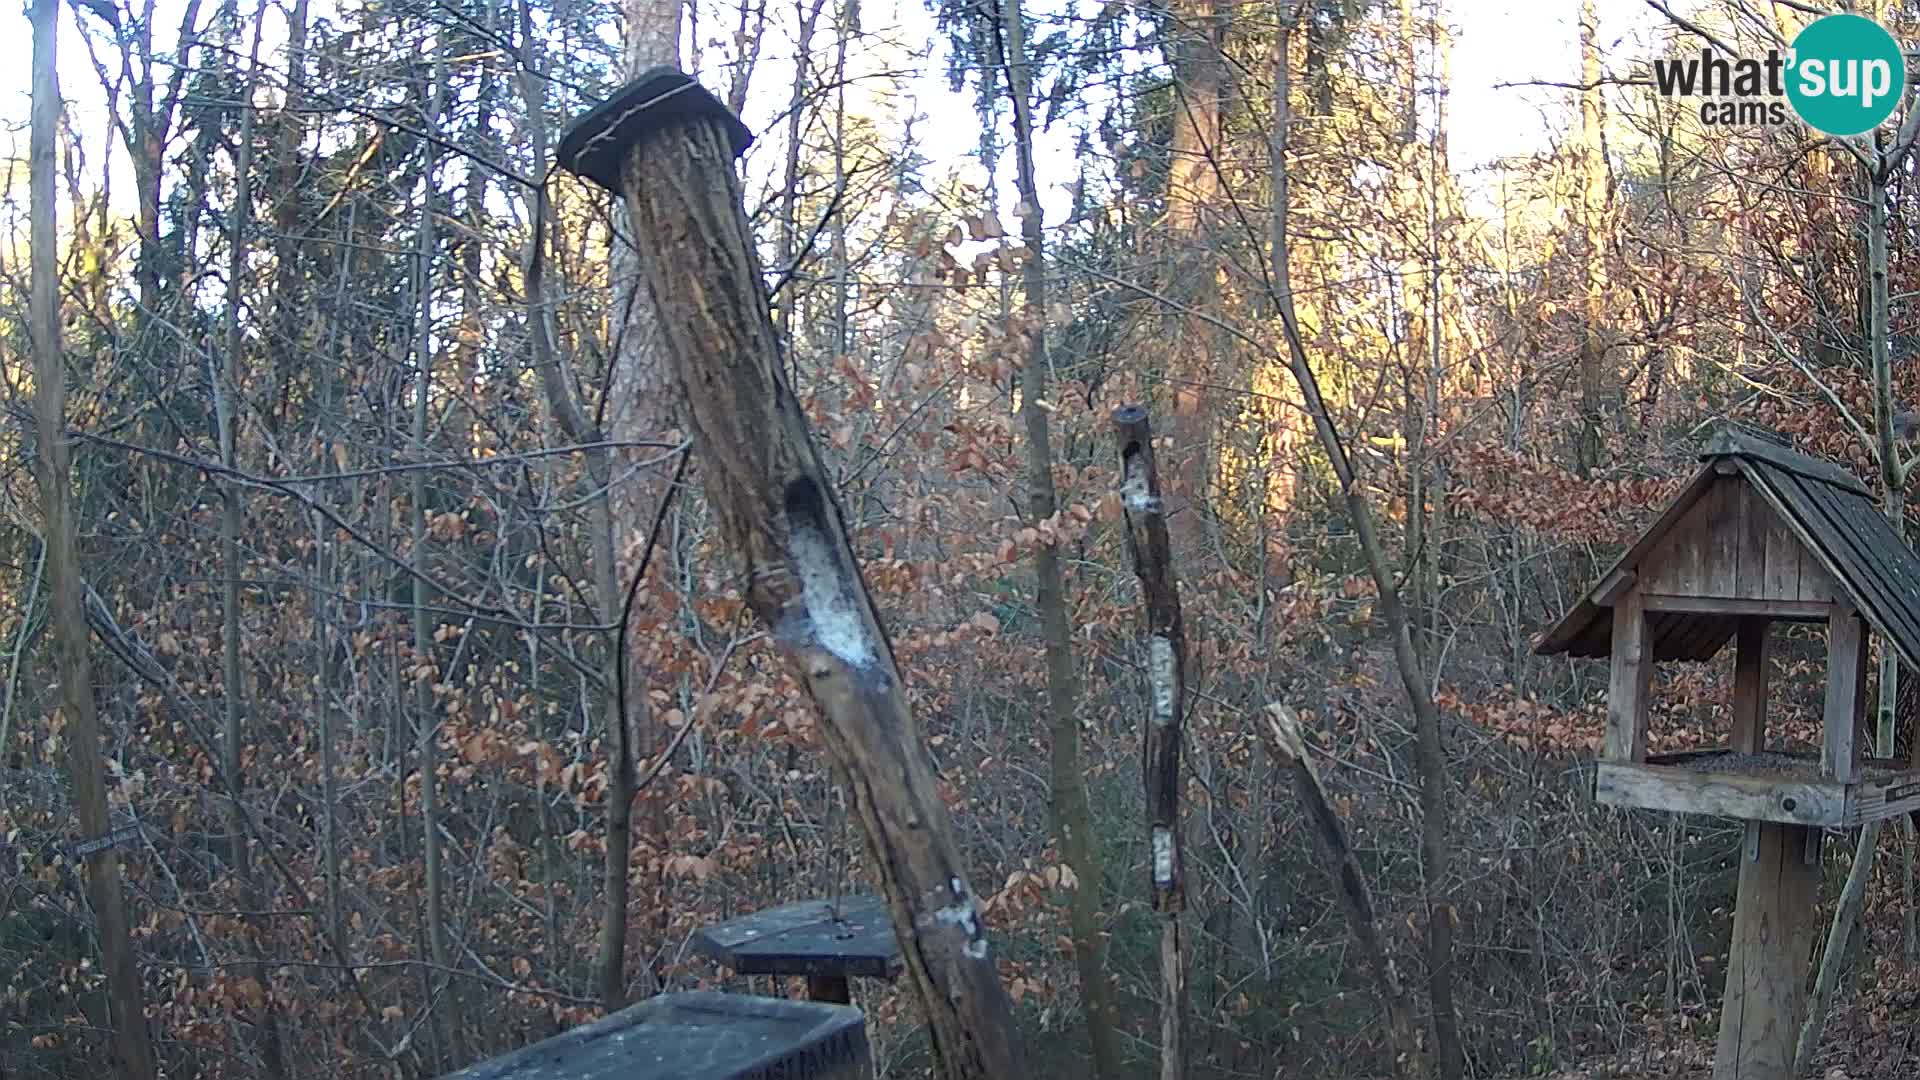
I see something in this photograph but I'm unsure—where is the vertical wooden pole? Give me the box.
[1731,618,1769,754]
[1112,406,1189,1080]
[807,976,852,1005]
[1606,590,1651,762]
[1825,607,1863,783]
[1713,822,1819,1080]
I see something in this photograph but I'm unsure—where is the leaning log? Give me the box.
[1263,704,1424,1076]
[556,69,1025,1080]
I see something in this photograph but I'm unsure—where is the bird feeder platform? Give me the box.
[1537,426,1920,1080]
[692,895,903,1005]
[438,991,871,1080]
[1595,748,1920,828]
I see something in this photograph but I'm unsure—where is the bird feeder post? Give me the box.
[1714,822,1820,1080]
[1730,618,1768,754]
[555,70,1024,1080]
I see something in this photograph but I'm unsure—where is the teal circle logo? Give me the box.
[1786,14,1906,137]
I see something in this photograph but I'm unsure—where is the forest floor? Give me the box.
[1536,966,1920,1079]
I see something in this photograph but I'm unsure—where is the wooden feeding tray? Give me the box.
[693,895,903,1004]
[439,991,871,1080]
[1594,748,1920,827]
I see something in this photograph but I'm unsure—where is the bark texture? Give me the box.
[597,0,684,1008]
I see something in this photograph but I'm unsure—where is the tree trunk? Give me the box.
[1161,0,1227,562]
[1801,163,1910,1064]
[265,0,309,437]
[218,13,285,1073]
[1574,0,1607,478]
[996,4,1123,1074]
[1423,17,1450,657]
[773,0,827,346]
[30,2,158,1074]
[598,0,685,1007]
[411,52,460,1068]
[563,74,1026,1078]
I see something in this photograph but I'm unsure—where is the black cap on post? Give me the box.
[555,66,754,192]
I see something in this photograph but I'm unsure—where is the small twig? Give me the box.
[1493,77,1651,91]
[614,447,694,758]
[633,627,759,799]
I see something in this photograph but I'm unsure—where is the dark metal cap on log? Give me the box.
[556,67,753,192]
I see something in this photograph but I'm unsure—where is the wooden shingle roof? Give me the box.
[1535,429,1920,671]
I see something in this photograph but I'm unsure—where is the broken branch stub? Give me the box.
[556,70,1024,1080]
[1113,404,1185,912]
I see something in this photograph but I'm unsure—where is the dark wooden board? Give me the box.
[439,992,869,1080]
[556,68,753,192]
[694,896,904,981]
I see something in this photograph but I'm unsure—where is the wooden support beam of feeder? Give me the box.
[1606,589,1651,762]
[1731,618,1769,754]
[1713,822,1819,1080]
[1825,605,1864,784]
[1640,595,1832,619]
[1112,405,1189,1080]
[555,69,1023,1080]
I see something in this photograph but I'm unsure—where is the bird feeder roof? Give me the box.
[1535,428,1920,670]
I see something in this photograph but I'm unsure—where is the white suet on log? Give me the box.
[1150,636,1177,725]
[1151,826,1175,888]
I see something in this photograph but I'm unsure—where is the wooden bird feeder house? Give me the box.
[1537,427,1920,1080]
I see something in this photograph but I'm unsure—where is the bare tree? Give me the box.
[1268,2,1462,1072]
[30,0,157,1074]
[991,0,1122,1072]
[410,45,462,1068]
[596,0,686,1009]
[1574,0,1608,478]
